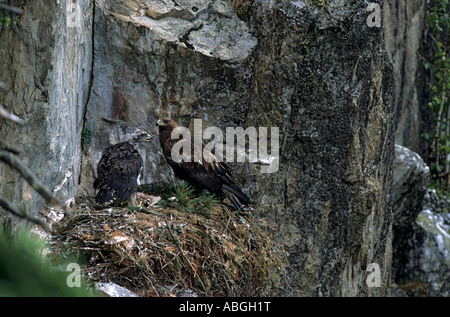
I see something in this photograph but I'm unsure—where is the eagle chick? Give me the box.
[94,130,151,205]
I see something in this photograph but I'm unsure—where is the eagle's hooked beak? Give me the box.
[156,119,166,127]
[142,134,152,142]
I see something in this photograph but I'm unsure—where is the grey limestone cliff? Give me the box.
[0,0,396,296]
[0,0,93,233]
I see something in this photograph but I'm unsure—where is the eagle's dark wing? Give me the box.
[186,160,250,211]
[160,129,249,210]
[94,142,143,203]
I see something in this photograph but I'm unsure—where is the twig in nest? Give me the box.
[222,204,232,232]
[164,220,206,291]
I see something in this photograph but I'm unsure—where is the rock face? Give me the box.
[79,0,395,296]
[1,0,396,296]
[416,197,450,297]
[391,145,450,296]
[391,145,430,227]
[391,145,430,284]
[246,1,395,296]
[0,0,93,233]
[383,0,432,158]
[77,0,258,195]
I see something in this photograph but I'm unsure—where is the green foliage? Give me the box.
[172,180,196,205]
[428,179,450,203]
[166,181,220,216]
[423,0,450,187]
[0,230,93,296]
[428,0,450,32]
[302,37,312,55]
[155,199,168,208]
[237,1,251,15]
[0,10,17,28]
[315,0,326,7]
[232,0,253,19]
[81,128,92,148]
[2,16,11,27]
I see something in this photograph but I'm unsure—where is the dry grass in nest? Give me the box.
[50,196,287,297]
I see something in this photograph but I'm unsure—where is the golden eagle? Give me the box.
[94,130,151,205]
[156,118,250,210]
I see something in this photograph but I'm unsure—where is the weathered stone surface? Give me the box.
[0,0,93,233]
[246,1,395,296]
[399,187,450,296]
[95,0,256,62]
[145,0,208,21]
[391,145,450,296]
[79,0,396,296]
[95,282,138,297]
[415,203,450,296]
[391,145,429,284]
[391,145,430,223]
[1,0,396,296]
[383,0,432,157]
[78,0,257,196]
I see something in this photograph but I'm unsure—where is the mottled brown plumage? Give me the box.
[156,118,250,210]
[94,131,151,204]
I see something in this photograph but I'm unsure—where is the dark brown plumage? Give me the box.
[156,117,250,210]
[94,131,151,204]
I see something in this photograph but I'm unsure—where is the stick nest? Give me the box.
[50,196,287,297]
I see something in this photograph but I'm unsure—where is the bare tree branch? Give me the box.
[0,196,51,232]
[0,140,20,155]
[0,99,23,155]
[0,4,23,15]
[0,8,68,232]
[0,150,69,214]
[0,105,25,124]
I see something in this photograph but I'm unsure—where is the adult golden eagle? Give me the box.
[156,117,250,210]
[94,130,151,205]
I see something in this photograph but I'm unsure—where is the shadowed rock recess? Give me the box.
[383,0,431,159]
[0,0,395,296]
